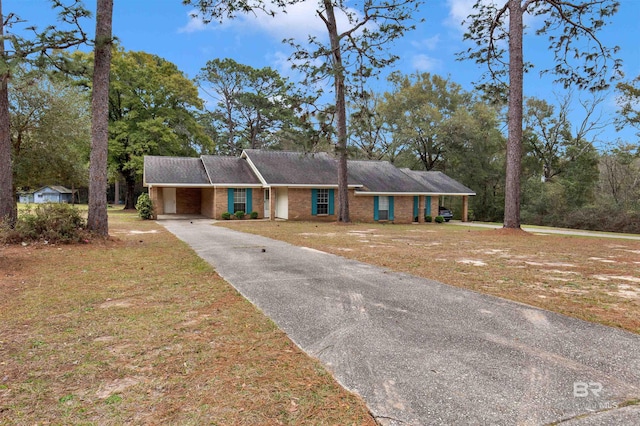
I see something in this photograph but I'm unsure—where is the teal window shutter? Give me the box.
[389,196,395,221]
[426,196,431,216]
[246,188,253,213]
[311,189,318,215]
[228,188,234,212]
[328,189,335,215]
[413,196,418,219]
[373,196,379,221]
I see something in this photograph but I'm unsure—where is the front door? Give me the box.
[275,187,288,219]
[163,187,176,214]
[264,189,270,218]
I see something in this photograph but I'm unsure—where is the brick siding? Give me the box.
[176,188,201,214]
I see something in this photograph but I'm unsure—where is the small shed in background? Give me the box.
[18,186,76,204]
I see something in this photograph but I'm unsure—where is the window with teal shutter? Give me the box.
[413,196,418,220]
[328,189,335,215]
[227,188,234,212]
[389,196,394,220]
[373,196,379,221]
[311,189,318,215]
[313,189,330,215]
[246,188,253,213]
[426,196,432,216]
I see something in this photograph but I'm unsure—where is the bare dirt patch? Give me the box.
[0,213,374,425]
[218,221,640,334]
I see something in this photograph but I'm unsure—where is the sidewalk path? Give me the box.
[161,219,640,425]
[453,221,640,240]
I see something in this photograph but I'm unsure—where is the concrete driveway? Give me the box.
[160,219,640,425]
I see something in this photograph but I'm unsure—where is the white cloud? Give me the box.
[411,54,442,72]
[178,9,210,34]
[411,34,440,51]
[445,0,479,30]
[177,1,369,43]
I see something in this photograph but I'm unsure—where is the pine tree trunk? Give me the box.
[0,1,17,226]
[504,0,523,229]
[87,0,113,236]
[324,0,350,223]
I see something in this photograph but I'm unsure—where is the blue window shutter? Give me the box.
[373,196,379,221]
[426,196,431,216]
[389,196,395,221]
[228,188,234,212]
[246,188,252,213]
[328,189,335,215]
[413,196,418,219]
[311,189,318,215]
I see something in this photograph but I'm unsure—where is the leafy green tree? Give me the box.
[460,0,621,229]
[107,49,210,209]
[1,0,89,226]
[598,142,640,209]
[616,75,640,138]
[10,71,90,191]
[196,58,310,155]
[348,91,401,162]
[445,103,506,221]
[378,72,471,171]
[185,0,423,222]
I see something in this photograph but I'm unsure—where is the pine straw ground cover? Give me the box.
[0,210,375,425]
[217,221,640,335]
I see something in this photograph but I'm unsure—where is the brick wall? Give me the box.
[287,188,336,221]
[430,196,439,218]
[252,189,265,218]
[350,191,373,222]
[392,196,415,224]
[350,193,416,224]
[176,188,201,214]
[149,187,164,218]
[212,188,224,218]
[201,188,214,218]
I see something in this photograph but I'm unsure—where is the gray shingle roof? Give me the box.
[348,161,428,193]
[144,156,210,185]
[401,169,476,195]
[48,185,74,194]
[201,156,261,185]
[243,149,349,186]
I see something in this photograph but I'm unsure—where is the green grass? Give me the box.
[0,210,375,425]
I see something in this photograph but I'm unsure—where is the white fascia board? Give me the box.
[200,156,214,185]
[269,184,363,188]
[354,191,476,196]
[241,151,269,186]
[212,183,263,188]
[146,183,213,188]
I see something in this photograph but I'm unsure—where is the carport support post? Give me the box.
[462,196,469,222]
[269,187,275,221]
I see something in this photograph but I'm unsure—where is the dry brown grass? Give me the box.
[0,210,375,425]
[218,221,640,334]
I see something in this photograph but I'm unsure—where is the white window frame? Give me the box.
[378,196,389,220]
[317,189,329,215]
[233,188,246,213]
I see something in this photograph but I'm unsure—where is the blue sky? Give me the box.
[5,0,640,146]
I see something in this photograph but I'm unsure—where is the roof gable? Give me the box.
[201,156,261,185]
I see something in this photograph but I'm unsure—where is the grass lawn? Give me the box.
[217,220,640,335]
[0,209,375,425]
